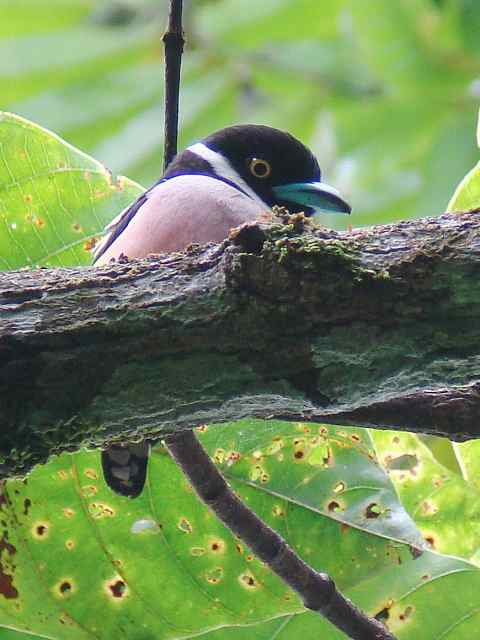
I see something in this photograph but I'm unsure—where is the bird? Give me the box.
[95,124,351,498]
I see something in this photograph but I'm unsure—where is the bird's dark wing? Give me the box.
[101,442,150,498]
[92,181,162,264]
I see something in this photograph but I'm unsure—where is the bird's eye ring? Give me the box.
[248,158,271,179]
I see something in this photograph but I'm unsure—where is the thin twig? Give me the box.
[162,0,184,170]
[161,2,396,637]
[165,430,397,640]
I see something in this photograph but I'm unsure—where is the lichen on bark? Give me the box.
[1,210,480,478]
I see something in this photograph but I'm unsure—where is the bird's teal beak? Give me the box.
[272,181,351,215]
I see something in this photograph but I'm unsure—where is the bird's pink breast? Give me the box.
[95,174,268,264]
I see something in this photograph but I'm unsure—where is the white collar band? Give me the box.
[187,142,270,210]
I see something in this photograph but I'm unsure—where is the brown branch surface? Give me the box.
[166,430,396,640]
[1,211,480,477]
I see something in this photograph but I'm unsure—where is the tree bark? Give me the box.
[1,210,479,478]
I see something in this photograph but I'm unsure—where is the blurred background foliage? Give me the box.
[2,0,480,229]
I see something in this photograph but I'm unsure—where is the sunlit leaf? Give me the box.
[419,435,462,476]
[3,3,480,638]
[0,0,92,38]
[455,439,480,481]
[3,421,480,639]
[0,112,142,270]
[371,430,480,561]
[346,0,441,90]
[447,161,480,212]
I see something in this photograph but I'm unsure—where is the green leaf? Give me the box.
[447,161,480,212]
[455,440,480,492]
[3,420,480,639]
[442,0,480,53]
[447,108,480,212]
[201,420,423,548]
[0,112,142,270]
[346,0,441,90]
[197,0,342,48]
[0,0,91,38]
[1,446,299,640]
[418,435,462,476]
[371,430,480,561]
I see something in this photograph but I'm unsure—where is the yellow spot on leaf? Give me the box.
[178,517,193,534]
[333,481,346,494]
[53,579,75,599]
[81,485,98,498]
[196,425,208,433]
[59,613,75,626]
[250,465,266,482]
[266,439,284,455]
[205,567,223,585]
[32,522,49,540]
[238,572,259,590]
[88,502,115,518]
[209,538,225,554]
[226,450,241,465]
[213,449,225,464]
[105,576,128,601]
[83,237,98,252]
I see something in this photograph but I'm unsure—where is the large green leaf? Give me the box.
[371,430,480,562]
[455,440,480,492]
[2,421,480,639]
[446,108,480,211]
[453,439,480,561]
[447,160,480,212]
[0,112,142,270]
[1,9,480,634]
[0,444,298,640]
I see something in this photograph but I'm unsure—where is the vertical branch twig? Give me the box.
[162,0,184,170]
[161,2,396,638]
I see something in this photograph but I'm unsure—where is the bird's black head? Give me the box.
[165,124,351,217]
[205,125,322,212]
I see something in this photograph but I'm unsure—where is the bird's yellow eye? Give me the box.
[248,158,271,179]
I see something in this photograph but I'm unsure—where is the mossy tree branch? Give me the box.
[1,210,479,477]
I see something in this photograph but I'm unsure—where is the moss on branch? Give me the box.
[1,210,480,478]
